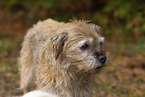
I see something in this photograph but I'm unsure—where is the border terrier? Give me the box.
[19,19,108,97]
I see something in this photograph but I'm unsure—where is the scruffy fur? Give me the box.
[19,19,108,97]
[23,90,58,97]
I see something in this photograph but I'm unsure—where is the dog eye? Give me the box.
[99,37,104,45]
[80,43,90,51]
[99,41,103,45]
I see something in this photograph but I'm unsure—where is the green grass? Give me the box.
[0,30,145,96]
[0,43,14,54]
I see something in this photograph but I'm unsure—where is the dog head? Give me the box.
[51,21,108,73]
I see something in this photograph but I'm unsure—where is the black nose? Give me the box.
[95,53,107,64]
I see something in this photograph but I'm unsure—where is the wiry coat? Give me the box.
[19,19,105,97]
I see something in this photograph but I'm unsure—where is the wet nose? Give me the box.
[98,54,106,64]
[95,53,107,64]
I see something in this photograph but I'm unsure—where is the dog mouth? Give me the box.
[95,65,104,72]
[89,66,104,73]
[96,66,103,69]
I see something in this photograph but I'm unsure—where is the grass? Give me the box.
[0,30,22,96]
[0,30,145,97]
[94,38,145,97]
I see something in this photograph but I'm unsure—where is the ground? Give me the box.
[0,15,145,97]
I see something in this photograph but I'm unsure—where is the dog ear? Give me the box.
[89,24,103,34]
[51,32,68,59]
[95,25,102,34]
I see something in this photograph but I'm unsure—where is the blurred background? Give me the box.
[0,0,145,97]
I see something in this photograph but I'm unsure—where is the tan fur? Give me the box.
[19,18,108,97]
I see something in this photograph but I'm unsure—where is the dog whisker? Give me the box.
[20,18,108,97]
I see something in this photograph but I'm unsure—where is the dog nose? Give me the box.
[95,53,107,64]
[98,54,106,64]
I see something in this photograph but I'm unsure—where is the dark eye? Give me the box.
[80,43,90,51]
[99,41,103,45]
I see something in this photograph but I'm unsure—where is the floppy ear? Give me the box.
[51,32,68,59]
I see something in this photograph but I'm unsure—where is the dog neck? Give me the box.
[38,63,96,97]
[56,69,95,97]
[65,71,96,97]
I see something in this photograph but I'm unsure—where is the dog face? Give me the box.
[51,22,108,73]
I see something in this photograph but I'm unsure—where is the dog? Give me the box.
[23,90,58,97]
[19,19,108,97]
